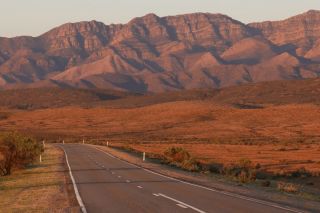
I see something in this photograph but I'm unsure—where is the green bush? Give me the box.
[0,132,42,176]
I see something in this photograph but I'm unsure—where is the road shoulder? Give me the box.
[0,144,79,212]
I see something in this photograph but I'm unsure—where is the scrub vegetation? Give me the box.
[0,132,42,176]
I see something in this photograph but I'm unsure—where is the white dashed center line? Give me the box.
[137,186,143,189]
[156,193,206,213]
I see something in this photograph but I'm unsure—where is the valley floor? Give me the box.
[0,86,320,211]
[1,101,319,175]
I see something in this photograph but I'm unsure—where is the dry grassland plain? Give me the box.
[0,101,319,175]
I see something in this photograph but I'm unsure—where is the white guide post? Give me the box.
[40,154,42,163]
[63,140,65,144]
[143,152,146,161]
[107,141,109,147]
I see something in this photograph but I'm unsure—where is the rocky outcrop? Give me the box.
[249,10,320,50]
[0,10,320,92]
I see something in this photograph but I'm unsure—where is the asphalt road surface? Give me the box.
[60,144,305,213]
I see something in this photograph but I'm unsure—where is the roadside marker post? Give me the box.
[83,139,85,144]
[107,141,109,147]
[43,140,45,149]
[40,154,42,163]
[63,140,65,144]
[143,152,146,161]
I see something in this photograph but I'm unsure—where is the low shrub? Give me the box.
[222,159,257,183]
[163,147,200,171]
[291,167,312,178]
[207,163,223,174]
[277,181,300,193]
[164,147,190,163]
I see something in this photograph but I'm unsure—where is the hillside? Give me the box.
[0,11,320,92]
[0,78,320,109]
[0,88,131,109]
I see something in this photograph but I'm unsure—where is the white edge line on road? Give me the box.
[61,147,87,213]
[92,146,305,213]
[177,203,188,209]
[158,193,206,213]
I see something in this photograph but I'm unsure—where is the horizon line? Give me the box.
[1,9,318,39]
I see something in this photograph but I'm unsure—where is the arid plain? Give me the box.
[1,79,320,176]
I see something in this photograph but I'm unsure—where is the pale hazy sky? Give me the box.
[1,0,320,37]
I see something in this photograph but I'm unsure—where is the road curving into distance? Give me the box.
[59,144,306,213]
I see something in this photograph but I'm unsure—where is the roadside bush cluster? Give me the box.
[0,132,42,176]
[163,147,200,172]
[222,159,257,183]
[162,147,257,180]
[275,167,317,178]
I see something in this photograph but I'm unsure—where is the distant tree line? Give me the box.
[0,132,43,176]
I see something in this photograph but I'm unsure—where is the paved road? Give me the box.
[60,144,303,213]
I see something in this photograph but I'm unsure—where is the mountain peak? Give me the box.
[41,20,108,37]
[142,13,160,19]
[128,13,161,25]
[1,11,320,92]
[249,10,320,46]
[289,9,320,20]
[305,9,320,15]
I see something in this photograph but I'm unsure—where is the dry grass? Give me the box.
[0,101,319,176]
[120,143,320,174]
[277,182,300,194]
[0,144,78,212]
[1,102,320,143]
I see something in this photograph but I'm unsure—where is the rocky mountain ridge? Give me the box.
[0,10,320,92]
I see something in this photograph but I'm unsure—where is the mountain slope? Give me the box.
[0,11,320,92]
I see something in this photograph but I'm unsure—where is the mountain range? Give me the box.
[1,10,320,92]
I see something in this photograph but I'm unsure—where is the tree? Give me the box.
[0,132,42,176]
